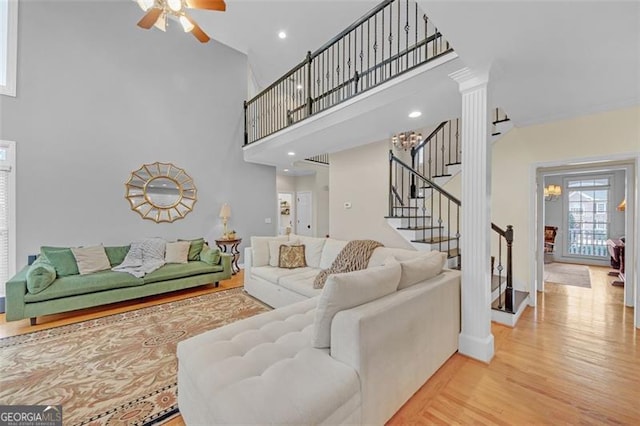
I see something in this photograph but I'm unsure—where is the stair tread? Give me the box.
[446,248,459,259]
[432,174,452,178]
[396,226,443,231]
[445,162,462,166]
[411,236,456,244]
[491,290,528,313]
[385,215,432,219]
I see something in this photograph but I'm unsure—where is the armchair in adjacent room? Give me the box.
[544,226,558,263]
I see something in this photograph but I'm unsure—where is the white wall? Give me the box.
[492,106,639,291]
[0,0,277,268]
[330,140,414,249]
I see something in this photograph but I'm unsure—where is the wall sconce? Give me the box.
[544,184,562,201]
[617,198,626,212]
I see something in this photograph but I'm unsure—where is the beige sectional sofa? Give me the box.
[177,235,461,425]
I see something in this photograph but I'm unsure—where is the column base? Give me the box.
[458,332,494,363]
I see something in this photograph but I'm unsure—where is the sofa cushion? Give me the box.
[40,246,79,277]
[71,245,112,275]
[26,256,57,294]
[397,251,447,290]
[251,236,288,267]
[297,236,326,268]
[252,266,314,284]
[367,246,425,267]
[318,239,348,269]
[104,245,130,267]
[312,258,401,348]
[179,237,205,261]
[177,297,361,425]
[278,269,323,298]
[24,270,143,302]
[165,241,190,264]
[142,262,223,284]
[268,239,299,267]
[199,245,221,265]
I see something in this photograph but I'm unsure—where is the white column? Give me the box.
[449,67,494,363]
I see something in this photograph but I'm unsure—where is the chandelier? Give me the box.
[391,131,422,151]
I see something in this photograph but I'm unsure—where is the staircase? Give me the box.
[387,109,529,326]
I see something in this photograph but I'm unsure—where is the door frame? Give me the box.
[531,152,638,328]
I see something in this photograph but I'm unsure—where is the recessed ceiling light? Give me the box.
[283,169,289,172]
[408,111,422,118]
[287,151,295,156]
[278,31,287,39]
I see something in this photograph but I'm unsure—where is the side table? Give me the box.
[215,238,242,275]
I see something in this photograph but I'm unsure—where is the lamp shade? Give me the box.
[219,203,231,219]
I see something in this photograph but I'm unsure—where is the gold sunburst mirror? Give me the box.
[125,162,197,223]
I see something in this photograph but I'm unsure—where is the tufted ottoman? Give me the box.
[177,297,362,425]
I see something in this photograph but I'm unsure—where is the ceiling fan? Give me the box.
[135,0,226,43]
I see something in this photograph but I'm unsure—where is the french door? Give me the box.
[564,175,611,259]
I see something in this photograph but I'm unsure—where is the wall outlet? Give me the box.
[265,217,272,224]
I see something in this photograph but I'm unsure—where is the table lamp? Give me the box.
[219,203,231,238]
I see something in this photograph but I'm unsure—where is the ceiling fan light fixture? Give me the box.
[179,15,194,32]
[167,0,182,12]
[137,0,156,11]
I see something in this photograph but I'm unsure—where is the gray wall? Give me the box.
[0,0,276,268]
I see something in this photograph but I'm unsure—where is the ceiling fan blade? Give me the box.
[137,7,163,29]
[184,15,211,43]
[186,0,226,11]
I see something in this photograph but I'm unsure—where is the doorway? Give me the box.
[277,192,294,236]
[533,156,637,328]
[296,191,313,237]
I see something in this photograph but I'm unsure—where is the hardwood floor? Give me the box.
[389,265,639,425]
[2,266,638,424]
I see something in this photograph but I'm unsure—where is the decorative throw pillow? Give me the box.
[278,245,307,269]
[26,255,57,294]
[104,245,131,267]
[250,236,288,267]
[179,238,205,261]
[268,239,299,267]
[165,241,191,264]
[312,257,401,348]
[200,244,221,265]
[397,251,447,290]
[41,246,80,277]
[71,245,112,275]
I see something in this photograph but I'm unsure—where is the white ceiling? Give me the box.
[190,0,380,90]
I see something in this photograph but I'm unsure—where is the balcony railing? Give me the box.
[244,0,453,145]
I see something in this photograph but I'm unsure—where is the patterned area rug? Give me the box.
[0,288,270,425]
[544,262,592,288]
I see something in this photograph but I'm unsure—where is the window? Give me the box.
[0,141,15,301]
[0,0,18,97]
[565,175,611,258]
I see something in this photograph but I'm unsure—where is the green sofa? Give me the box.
[5,254,232,325]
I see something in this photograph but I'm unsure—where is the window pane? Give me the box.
[565,177,609,258]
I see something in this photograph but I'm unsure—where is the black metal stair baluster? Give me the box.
[498,235,503,309]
